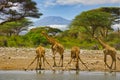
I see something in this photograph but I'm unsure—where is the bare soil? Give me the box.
[0,47,120,71]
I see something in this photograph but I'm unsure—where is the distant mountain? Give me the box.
[34,16,71,26]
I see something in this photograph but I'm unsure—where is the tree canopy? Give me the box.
[0,18,32,36]
[70,7,119,38]
[0,0,42,25]
[25,26,62,46]
[92,7,120,25]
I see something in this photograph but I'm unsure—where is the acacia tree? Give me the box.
[0,0,42,25]
[71,10,113,38]
[0,18,32,36]
[96,7,120,24]
[25,26,62,46]
[71,7,120,38]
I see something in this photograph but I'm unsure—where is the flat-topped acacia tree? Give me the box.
[70,7,119,38]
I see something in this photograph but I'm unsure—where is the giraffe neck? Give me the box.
[43,33,56,45]
[97,38,108,48]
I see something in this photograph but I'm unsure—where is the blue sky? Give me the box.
[33,0,120,20]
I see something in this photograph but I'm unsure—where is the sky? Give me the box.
[33,0,120,20]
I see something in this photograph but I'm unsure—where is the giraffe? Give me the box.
[94,36,116,70]
[26,45,52,70]
[65,46,89,70]
[41,31,64,67]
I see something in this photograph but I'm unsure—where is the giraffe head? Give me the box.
[41,31,49,37]
[93,35,98,40]
[41,31,46,35]
[93,34,103,40]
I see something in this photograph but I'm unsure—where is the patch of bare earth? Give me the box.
[0,47,120,71]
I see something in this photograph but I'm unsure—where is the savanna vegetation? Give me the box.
[0,0,120,50]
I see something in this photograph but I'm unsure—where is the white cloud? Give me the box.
[44,0,56,7]
[48,24,68,31]
[44,0,120,6]
[45,1,56,7]
[57,0,120,5]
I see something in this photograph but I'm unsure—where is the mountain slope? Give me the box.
[34,16,71,26]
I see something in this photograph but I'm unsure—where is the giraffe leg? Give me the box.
[114,55,116,70]
[104,55,106,72]
[110,60,116,72]
[65,58,73,70]
[104,54,106,70]
[36,56,39,71]
[26,56,37,70]
[114,60,116,70]
[59,54,63,67]
[76,63,79,70]
[53,54,57,67]
[43,57,45,68]
[58,55,61,66]
[61,54,63,67]
[36,57,38,71]
[104,55,111,70]
[104,61,111,69]
[44,57,53,70]
[110,60,114,70]
[76,58,79,70]
[78,56,89,70]
[110,55,116,70]
[112,60,116,70]
[104,62,106,72]
[39,57,42,70]
[76,54,79,70]
[52,49,57,67]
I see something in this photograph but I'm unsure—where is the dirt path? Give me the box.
[0,47,120,71]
